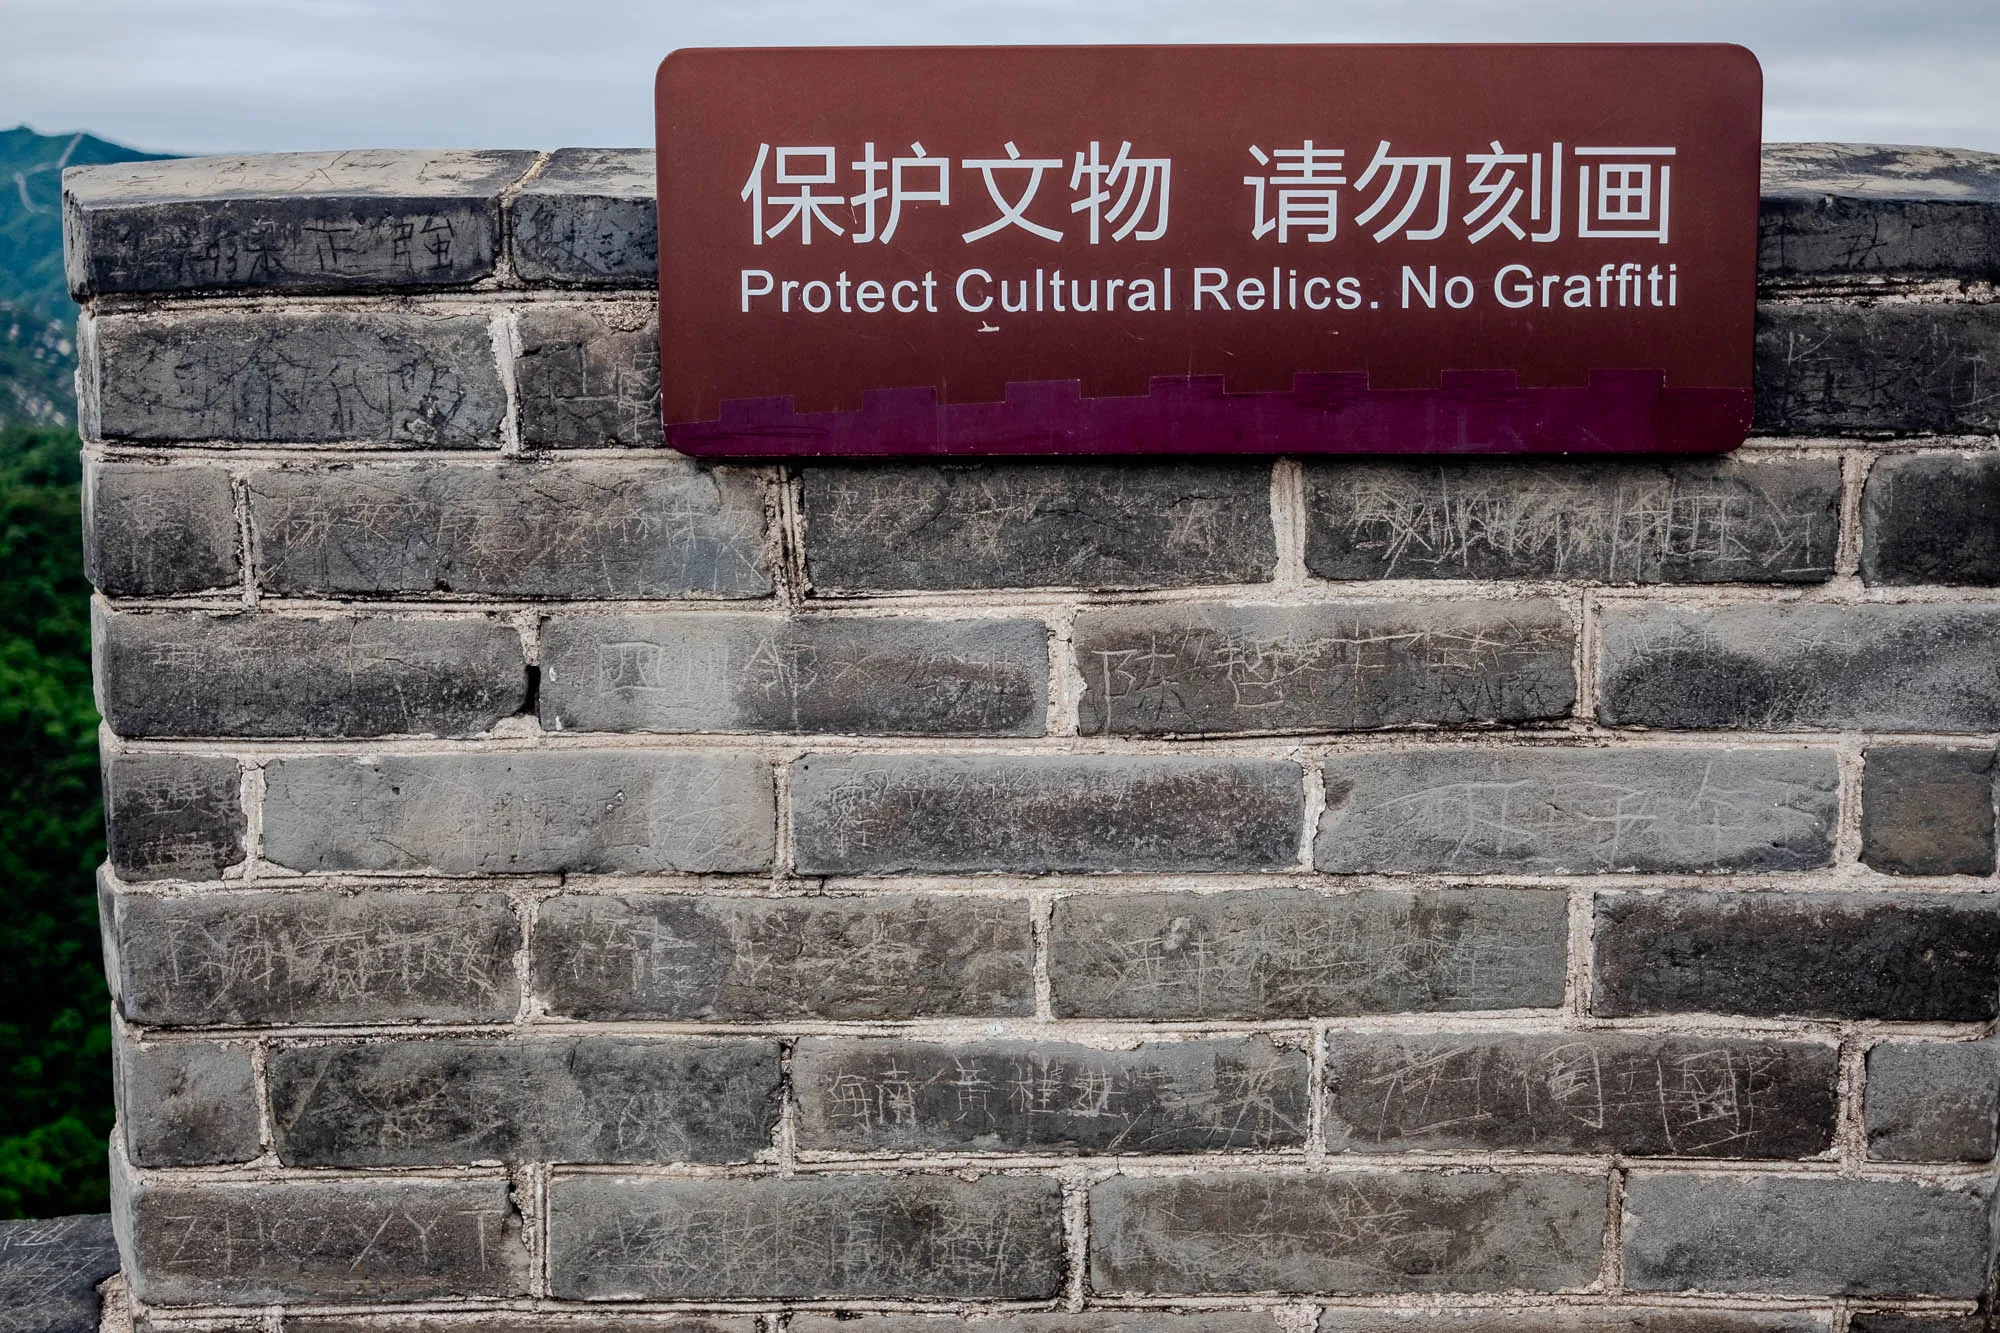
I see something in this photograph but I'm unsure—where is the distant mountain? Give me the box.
[0,126,177,425]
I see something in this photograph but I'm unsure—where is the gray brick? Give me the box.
[94,606,526,738]
[1862,451,2000,586]
[515,304,661,448]
[81,309,506,446]
[1593,891,2000,1021]
[1755,301,2000,435]
[115,1168,527,1305]
[1317,746,1838,874]
[247,458,771,598]
[106,885,520,1026]
[1847,1316,1985,1333]
[287,1320,753,1333]
[1050,888,1567,1019]
[1861,745,1997,876]
[63,150,536,297]
[791,755,1301,874]
[1303,457,1841,583]
[534,892,1032,1021]
[1622,1173,1989,1296]
[84,460,240,596]
[542,613,1047,736]
[802,461,1275,592]
[1760,143,2000,280]
[509,147,657,285]
[1324,1032,1837,1158]
[1866,1039,2000,1162]
[269,1036,780,1167]
[1090,1171,1605,1294]
[547,1174,1063,1301]
[1075,600,1573,736]
[1599,604,2000,733]
[101,750,244,881]
[1321,1312,1821,1333]
[262,751,775,874]
[796,1318,1285,1333]
[0,1214,121,1333]
[793,1036,1309,1154]
[114,1034,259,1166]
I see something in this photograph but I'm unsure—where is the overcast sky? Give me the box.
[4,0,1998,156]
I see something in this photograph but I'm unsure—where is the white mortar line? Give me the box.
[1271,456,1308,588]
[492,306,525,457]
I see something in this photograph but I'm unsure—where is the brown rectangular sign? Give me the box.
[656,44,1761,458]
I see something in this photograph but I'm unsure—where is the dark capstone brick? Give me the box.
[801,461,1275,591]
[1090,1171,1606,1294]
[547,1174,1064,1301]
[514,304,661,448]
[790,755,1301,874]
[116,1169,527,1306]
[83,460,240,596]
[0,1214,121,1333]
[541,613,1048,736]
[1592,891,2000,1021]
[261,751,775,875]
[796,1317,1286,1333]
[1866,1039,2000,1162]
[1755,301,2000,435]
[248,458,770,597]
[63,150,536,296]
[1050,888,1567,1019]
[82,309,507,446]
[509,147,657,285]
[1622,1173,1989,1297]
[1303,456,1841,583]
[1324,1032,1837,1158]
[269,1037,780,1167]
[1074,600,1574,735]
[1863,452,2000,585]
[101,750,244,881]
[94,606,527,739]
[115,1034,259,1167]
[1861,745,1996,875]
[533,892,1033,1021]
[1317,746,1838,874]
[1598,604,2000,733]
[106,885,521,1026]
[1848,1317,1987,1333]
[792,1036,1309,1154]
[1321,1312,1820,1333]
[1760,143,2000,280]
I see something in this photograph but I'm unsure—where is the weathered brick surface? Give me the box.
[101,750,244,881]
[1598,604,2000,732]
[1861,745,1997,876]
[82,309,507,446]
[84,460,240,595]
[1760,143,2000,279]
[1317,746,1838,874]
[287,1320,754,1333]
[797,1318,1286,1333]
[1090,1171,1606,1294]
[1622,1173,1990,1296]
[547,1174,1064,1300]
[269,1037,780,1166]
[1756,301,2000,435]
[1050,888,1567,1019]
[262,751,775,874]
[246,459,771,598]
[1321,1313,1820,1333]
[116,1170,528,1305]
[106,885,521,1026]
[0,1214,122,1333]
[1847,1318,1987,1333]
[542,613,1047,735]
[94,606,527,738]
[533,892,1033,1021]
[792,1036,1309,1154]
[1593,891,2000,1021]
[1303,457,1841,583]
[1862,452,2000,586]
[792,755,1301,874]
[509,148,658,284]
[1866,1039,2000,1162]
[114,1034,259,1166]
[63,150,535,296]
[801,461,1275,591]
[1323,1032,1837,1158]
[1073,600,1574,735]
[514,304,661,447]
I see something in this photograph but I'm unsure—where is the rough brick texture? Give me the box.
[1866,1039,2000,1162]
[100,750,244,880]
[84,459,239,595]
[1863,452,2000,586]
[509,148,657,285]
[1861,745,1997,875]
[113,1033,260,1167]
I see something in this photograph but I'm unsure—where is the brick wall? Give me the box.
[69,142,2000,1331]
